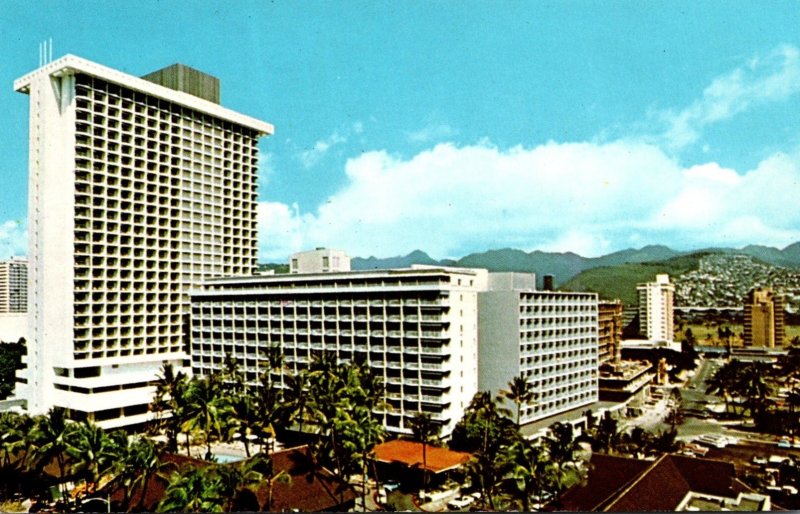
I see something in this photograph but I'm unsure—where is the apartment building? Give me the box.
[190,266,488,437]
[0,258,27,314]
[14,55,272,428]
[598,300,623,365]
[743,287,785,348]
[637,274,675,343]
[478,273,599,426]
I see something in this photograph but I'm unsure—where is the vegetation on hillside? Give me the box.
[560,253,709,307]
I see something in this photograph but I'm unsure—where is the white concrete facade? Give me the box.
[478,273,599,426]
[636,274,675,343]
[0,258,27,314]
[289,248,351,274]
[14,55,271,428]
[190,266,488,437]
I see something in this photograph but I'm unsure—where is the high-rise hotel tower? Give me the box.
[14,55,272,428]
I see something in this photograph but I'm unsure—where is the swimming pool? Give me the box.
[214,453,245,464]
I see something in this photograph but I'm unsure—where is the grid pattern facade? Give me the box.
[14,55,272,427]
[743,288,784,348]
[598,300,623,365]
[517,292,598,423]
[190,268,485,437]
[71,73,260,361]
[0,259,27,313]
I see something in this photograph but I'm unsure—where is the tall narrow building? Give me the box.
[636,274,674,343]
[743,287,784,348]
[14,55,272,428]
[0,258,28,314]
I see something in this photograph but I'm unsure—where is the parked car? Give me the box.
[383,480,400,492]
[777,439,791,448]
[752,455,768,465]
[447,496,476,510]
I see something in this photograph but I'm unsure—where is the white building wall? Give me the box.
[190,267,488,438]
[290,248,351,274]
[478,273,598,426]
[15,55,272,426]
[637,274,675,343]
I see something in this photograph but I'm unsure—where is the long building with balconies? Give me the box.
[189,266,488,437]
[478,273,599,426]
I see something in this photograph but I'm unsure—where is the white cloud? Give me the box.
[297,121,365,168]
[256,139,800,262]
[0,220,27,258]
[657,45,800,149]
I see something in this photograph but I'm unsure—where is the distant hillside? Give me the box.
[561,253,709,307]
[352,249,440,270]
[264,242,800,286]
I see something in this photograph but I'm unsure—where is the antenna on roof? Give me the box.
[39,38,53,67]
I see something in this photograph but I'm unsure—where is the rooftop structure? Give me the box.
[14,54,272,428]
[290,248,351,274]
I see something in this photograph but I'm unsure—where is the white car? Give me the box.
[447,496,476,510]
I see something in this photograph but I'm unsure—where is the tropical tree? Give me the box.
[183,375,232,460]
[28,407,75,503]
[409,411,439,497]
[500,374,537,430]
[501,438,547,511]
[109,434,174,512]
[451,392,516,510]
[588,411,621,453]
[151,363,188,453]
[705,363,738,415]
[157,467,224,513]
[0,411,34,499]
[66,419,117,495]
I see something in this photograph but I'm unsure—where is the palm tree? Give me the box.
[409,412,439,498]
[501,375,537,429]
[183,375,231,460]
[157,467,224,513]
[28,407,75,503]
[152,363,188,453]
[109,435,174,512]
[737,363,771,419]
[0,411,34,498]
[66,419,116,496]
[228,394,259,458]
[213,454,276,512]
[502,438,546,511]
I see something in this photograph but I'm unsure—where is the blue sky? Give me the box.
[2,2,800,261]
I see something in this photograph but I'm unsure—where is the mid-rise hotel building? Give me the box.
[637,274,675,343]
[743,287,785,348]
[14,55,272,427]
[478,273,598,425]
[190,265,487,437]
[0,258,28,314]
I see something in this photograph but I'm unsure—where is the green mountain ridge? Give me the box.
[344,243,800,288]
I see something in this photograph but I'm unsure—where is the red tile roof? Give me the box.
[372,439,472,473]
